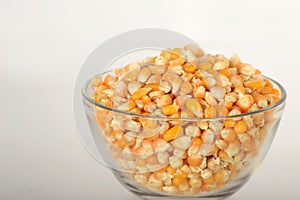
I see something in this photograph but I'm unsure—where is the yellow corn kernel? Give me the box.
[172,177,188,186]
[160,49,170,58]
[104,74,115,86]
[204,106,217,118]
[244,79,263,90]
[163,125,182,141]
[130,107,142,114]
[202,175,214,185]
[225,101,233,110]
[167,166,177,175]
[194,85,206,99]
[144,83,159,91]
[224,119,236,128]
[183,63,197,73]
[162,105,178,115]
[214,169,230,184]
[219,68,231,78]
[141,95,151,104]
[252,93,268,108]
[237,94,254,111]
[255,69,262,75]
[259,86,274,95]
[170,48,183,60]
[187,154,203,167]
[272,88,280,97]
[218,150,231,162]
[188,138,202,155]
[169,56,186,66]
[156,94,173,108]
[221,128,236,142]
[234,85,246,94]
[113,139,126,149]
[131,87,152,100]
[263,78,273,87]
[186,98,203,117]
[234,121,248,134]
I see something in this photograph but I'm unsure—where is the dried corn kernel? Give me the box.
[163,125,183,141]
[234,121,248,134]
[131,87,152,100]
[162,105,178,115]
[186,98,203,117]
[237,94,254,111]
[91,44,282,195]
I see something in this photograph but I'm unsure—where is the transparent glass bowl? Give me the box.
[81,71,286,200]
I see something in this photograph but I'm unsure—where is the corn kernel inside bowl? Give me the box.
[88,44,281,194]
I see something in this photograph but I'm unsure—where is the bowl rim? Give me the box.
[82,71,287,121]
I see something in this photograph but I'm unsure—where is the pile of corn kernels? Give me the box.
[91,44,281,194]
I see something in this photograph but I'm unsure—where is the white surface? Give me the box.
[0,0,299,199]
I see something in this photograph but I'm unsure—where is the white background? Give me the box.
[1,0,299,199]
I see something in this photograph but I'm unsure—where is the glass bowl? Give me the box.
[81,71,286,200]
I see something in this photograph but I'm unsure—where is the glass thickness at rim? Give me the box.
[82,72,287,121]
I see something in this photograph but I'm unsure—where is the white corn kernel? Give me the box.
[128,81,142,95]
[214,59,229,70]
[163,186,178,193]
[146,75,161,84]
[210,86,226,99]
[172,136,192,151]
[159,81,172,93]
[199,144,213,156]
[190,166,202,173]
[149,175,163,188]
[157,151,169,165]
[149,91,164,100]
[183,50,198,65]
[219,75,231,87]
[173,149,187,159]
[202,129,215,144]
[150,65,167,75]
[225,140,241,157]
[215,139,228,150]
[155,56,168,65]
[189,178,202,189]
[169,156,183,169]
[209,121,223,134]
[240,63,255,76]
[125,120,141,132]
[114,81,128,98]
[185,125,201,137]
[134,174,148,185]
[179,184,190,192]
[201,169,212,179]
[198,121,209,130]
[137,67,152,83]
[207,157,221,171]
[205,92,217,106]
[200,157,207,169]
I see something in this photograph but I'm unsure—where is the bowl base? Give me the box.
[112,170,250,200]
